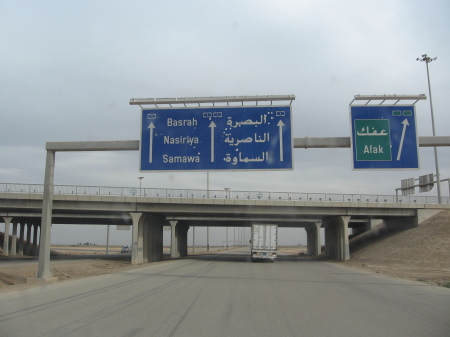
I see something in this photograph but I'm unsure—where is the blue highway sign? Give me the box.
[140,106,293,171]
[350,105,419,170]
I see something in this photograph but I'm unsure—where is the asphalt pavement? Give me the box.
[0,248,449,337]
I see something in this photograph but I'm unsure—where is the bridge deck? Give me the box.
[1,192,448,227]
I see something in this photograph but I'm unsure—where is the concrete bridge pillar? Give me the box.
[11,220,18,256]
[2,217,12,256]
[36,149,56,280]
[324,220,334,259]
[25,222,32,256]
[32,223,40,256]
[18,221,25,255]
[170,221,179,259]
[130,213,165,264]
[142,214,165,263]
[305,222,322,256]
[130,212,143,265]
[179,222,189,257]
[170,221,189,258]
[323,216,351,261]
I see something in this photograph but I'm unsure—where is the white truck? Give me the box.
[250,224,278,262]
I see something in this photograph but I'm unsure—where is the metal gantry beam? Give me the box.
[129,95,295,106]
[46,140,140,151]
[293,136,450,148]
[350,94,427,105]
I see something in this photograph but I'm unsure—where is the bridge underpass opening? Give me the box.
[10,223,321,257]
[51,224,132,247]
[163,225,318,253]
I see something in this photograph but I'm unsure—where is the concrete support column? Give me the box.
[25,222,32,256]
[178,222,189,257]
[338,216,350,261]
[192,226,195,253]
[324,221,334,259]
[305,222,322,256]
[142,221,149,263]
[207,226,210,252]
[305,227,310,255]
[11,221,17,256]
[130,213,165,264]
[137,216,145,263]
[130,212,143,265]
[36,150,56,279]
[18,221,25,255]
[2,217,12,256]
[323,216,351,261]
[32,223,39,256]
[170,221,179,259]
[138,214,166,263]
[170,221,189,258]
[142,214,165,263]
[106,225,110,255]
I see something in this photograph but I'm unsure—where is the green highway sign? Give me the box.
[354,119,392,161]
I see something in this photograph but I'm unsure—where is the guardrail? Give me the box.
[1,183,448,204]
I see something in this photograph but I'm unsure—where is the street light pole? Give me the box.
[138,176,144,197]
[417,54,442,203]
[207,172,209,251]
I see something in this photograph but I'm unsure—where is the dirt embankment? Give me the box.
[0,255,142,293]
[0,246,224,293]
[343,210,450,287]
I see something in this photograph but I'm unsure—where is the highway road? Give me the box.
[0,249,449,337]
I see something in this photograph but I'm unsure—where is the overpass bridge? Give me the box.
[1,183,448,269]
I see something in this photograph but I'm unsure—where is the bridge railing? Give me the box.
[0,183,448,204]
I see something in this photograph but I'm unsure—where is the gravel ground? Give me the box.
[0,247,230,293]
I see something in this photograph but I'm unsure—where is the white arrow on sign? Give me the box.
[209,121,216,162]
[277,120,285,161]
[148,122,155,163]
[396,119,409,161]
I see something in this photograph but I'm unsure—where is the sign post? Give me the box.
[140,106,293,171]
[350,105,419,170]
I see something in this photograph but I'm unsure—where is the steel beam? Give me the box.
[46,140,139,151]
[417,136,450,147]
[129,95,295,106]
[294,136,450,148]
[352,94,427,101]
[294,137,351,148]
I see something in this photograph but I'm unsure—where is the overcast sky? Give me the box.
[1,0,449,245]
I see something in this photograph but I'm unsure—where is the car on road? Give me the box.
[120,245,131,253]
